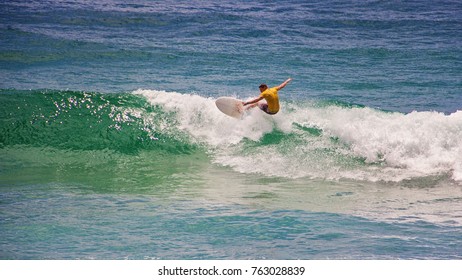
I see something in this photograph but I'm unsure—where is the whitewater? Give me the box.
[136,89,462,182]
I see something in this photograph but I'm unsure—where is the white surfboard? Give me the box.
[215,97,244,119]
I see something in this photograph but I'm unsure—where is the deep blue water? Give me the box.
[1,0,461,259]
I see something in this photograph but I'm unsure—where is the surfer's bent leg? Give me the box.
[258,103,277,115]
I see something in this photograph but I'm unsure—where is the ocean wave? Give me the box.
[0,89,196,155]
[1,88,461,182]
[136,89,462,182]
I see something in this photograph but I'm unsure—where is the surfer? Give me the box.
[242,78,292,115]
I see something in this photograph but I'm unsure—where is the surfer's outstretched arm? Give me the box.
[276,78,292,90]
[243,96,264,106]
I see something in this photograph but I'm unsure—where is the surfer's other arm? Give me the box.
[276,77,292,90]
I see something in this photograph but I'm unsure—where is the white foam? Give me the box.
[135,89,278,145]
[135,89,462,182]
[306,106,462,181]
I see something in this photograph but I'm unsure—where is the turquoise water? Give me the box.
[1,0,462,259]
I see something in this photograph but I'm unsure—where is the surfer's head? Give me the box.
[259,84,268,92]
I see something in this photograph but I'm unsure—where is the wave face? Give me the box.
[0,89,196,155]
[1,89,461,182]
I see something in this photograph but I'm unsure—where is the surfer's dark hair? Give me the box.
[259,84,267,89]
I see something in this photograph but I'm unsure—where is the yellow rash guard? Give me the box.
[260,87,279,114]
